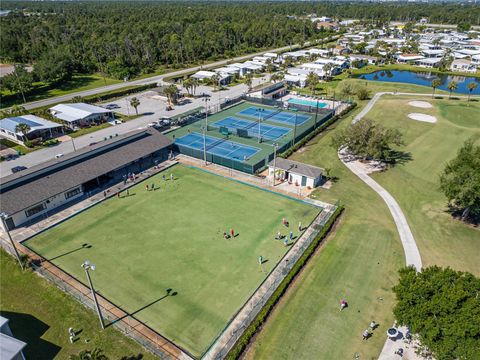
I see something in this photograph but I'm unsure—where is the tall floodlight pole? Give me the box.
[272,143,278,187]
[202,126,207,165]
[293,110,298,146]
[203,97,210,130]
[257,108,262,143]
[81,260,105,329]
[0,213,23,270]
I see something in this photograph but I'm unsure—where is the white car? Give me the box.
[55,153,64,159]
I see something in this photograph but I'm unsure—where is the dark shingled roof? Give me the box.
[268,158,324,179]
[0,128,173,215]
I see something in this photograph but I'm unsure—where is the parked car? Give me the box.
[55,153,64,159]
[104,104,120,110]
[11,166,27,173]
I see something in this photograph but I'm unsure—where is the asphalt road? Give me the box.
[0,75,270,176]
[20,44,296,111]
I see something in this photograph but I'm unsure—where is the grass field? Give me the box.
[367,96,480,275]
[245,88,479,360]
[1,74,122,108]
[245,103,404,360]
[24,164,320,357]
[0,249,157,360]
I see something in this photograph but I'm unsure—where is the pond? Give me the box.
[355,70,480,95]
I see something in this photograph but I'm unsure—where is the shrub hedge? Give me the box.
[225,205,344,360]
[278,103,357,158]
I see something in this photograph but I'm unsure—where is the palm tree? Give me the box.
[15,123,31,142]
[71,96,84,103]
[244,73,253,91]
[164,84,178,106]
[467,81,478,101]
[9,104,27,116]
[271,72,284,83]
[183,77,194,95]
[306,72,320,96]
[130,97,140,115]
[211,74,220,91]
[323,63,333,80]
[191,77,199,96]
[431,79,441,98]
[447,81,458,99]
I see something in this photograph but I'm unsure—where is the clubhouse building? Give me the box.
[0,128,173,232]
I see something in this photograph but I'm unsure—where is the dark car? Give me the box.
[11,166,27,173]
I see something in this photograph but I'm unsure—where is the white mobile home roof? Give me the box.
[0,115,61,134]
[263,52,278,58]
[50,103,111,123]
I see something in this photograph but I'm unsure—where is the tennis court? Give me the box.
[211,116,291,140]
[175,132,260,161]
[238,106,311,126]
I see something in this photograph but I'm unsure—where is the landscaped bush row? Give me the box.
[278,103,357,158]
[225,205,344,360]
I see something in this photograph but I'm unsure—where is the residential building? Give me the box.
[450,59,477,73]
[0,128,173,232]
[0,316,26,360]
[0,115,64,145]
[49,103,114,130]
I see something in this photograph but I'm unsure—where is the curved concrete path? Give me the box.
[340,91,425,359]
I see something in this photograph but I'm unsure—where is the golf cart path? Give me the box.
[342,91,425,359]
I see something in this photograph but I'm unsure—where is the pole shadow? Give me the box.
[107,289,177,328]
[48,243,92,262]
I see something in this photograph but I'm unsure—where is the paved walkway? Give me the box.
[341,91,428,360]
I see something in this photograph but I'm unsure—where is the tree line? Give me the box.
[1,1,479,83]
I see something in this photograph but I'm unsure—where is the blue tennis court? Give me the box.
[212,116,291,140]
[175,132,260,161]
[237,106,311,126]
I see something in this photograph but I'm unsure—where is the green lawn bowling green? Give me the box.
[25,164,321,357]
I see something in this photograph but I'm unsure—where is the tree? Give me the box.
[210,74,220,91]
[467,81,478,101]
[164,84,178,106]
[356,87,370,100]
[457,22,471,32]
[15,123,31,141]
[34,50,74,84]
[431,78,441,98]
[306,72,319,96]
[0,64,33,103]
[331,118,404,162]
[339,82,354,100]
[183,77,194,95]
[447,81,458,99]
[393,266,480,360]
[130,97,140,115]
[69,348,109,360]
[439,139,480,220]
[323,63,333,79]
[271,72,284,83]
[191,77,199,96]
[244,73,253,91]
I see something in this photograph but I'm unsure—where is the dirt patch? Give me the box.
[408,100,433,109]
[407,113,437,123]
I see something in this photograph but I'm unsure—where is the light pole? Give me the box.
[256,108,263,143]
[71,137,77,152]
[203,97,210,130]
[202,125,207,166]
[272,143,278,187]
[0,212,23,270]
[81,260,105,329]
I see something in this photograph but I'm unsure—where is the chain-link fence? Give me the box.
[202,206,336,360]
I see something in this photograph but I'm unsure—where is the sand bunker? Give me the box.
[408,100,433,108]
[408,113,437,123]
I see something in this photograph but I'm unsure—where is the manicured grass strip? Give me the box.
[0,249,157,360]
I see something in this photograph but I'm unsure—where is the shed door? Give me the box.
[301,176,307,186]
[5,217,15,231]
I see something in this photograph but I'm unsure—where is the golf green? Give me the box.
[25,164,320,357]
